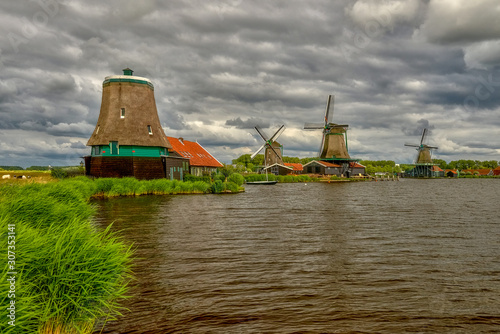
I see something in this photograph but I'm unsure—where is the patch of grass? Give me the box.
[0,182,133,334]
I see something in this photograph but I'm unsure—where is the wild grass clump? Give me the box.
[192,181,211,193]
[0,183,94,229]
[223,181,240,193]
[0,183,133,334]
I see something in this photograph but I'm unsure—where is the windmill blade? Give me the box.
[254,126,270,142]
[404,143,419,147]
[267,143,281,159]
[251,142,266,160]
[324,95,333,125]
[318,132,326,158]
[304,123,324,129]
[420,128,428,145]
[270,124,285,142]
[425,145,438,149]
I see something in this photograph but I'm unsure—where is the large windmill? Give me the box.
[304,95,350,160]
[251,125,285,166]
[305,95,360,177]
[404,128,439,177]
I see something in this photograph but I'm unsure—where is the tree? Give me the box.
[432,159,447,170]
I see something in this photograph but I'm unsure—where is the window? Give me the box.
[96,126,100,134]
[120,108,125,118]
[147,125,153,135]
[93,146,101,155]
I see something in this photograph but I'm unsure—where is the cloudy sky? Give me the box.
[1,0,499,167]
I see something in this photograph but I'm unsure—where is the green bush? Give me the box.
[183,174,211,183]
[223,181,240,193]
[227,173,245,186]
[213,174,226,182]
[212,180,224,193]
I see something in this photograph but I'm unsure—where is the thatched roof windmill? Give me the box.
[85,68,178,179]
[251,125,286,166]
[404,128,438,164]
[304,95,350,160]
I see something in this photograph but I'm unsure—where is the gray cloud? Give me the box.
[0,0,499,167]
[225,117,269,129]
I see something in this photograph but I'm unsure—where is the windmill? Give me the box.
[404,128,438,164]
[305,95,357,177]
[404,128,438,177]
[251,125,285,166]
[248,125,285,184]
[304,95,350,160]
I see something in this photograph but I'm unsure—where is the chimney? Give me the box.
[179,137,184,144]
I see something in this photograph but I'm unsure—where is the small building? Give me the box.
[262,163,294,176]
[405,164,443,177]
[303,160,341,176]
[462,169,494,176]
[284,163,303,174]
[493,166,500,176]
[167,137,223,176]
[445,169,459,177]
[350,162,366,176]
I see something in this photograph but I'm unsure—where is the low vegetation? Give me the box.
[0,180,133,334]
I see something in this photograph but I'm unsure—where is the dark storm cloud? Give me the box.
[402,119,434,137]
[225,117,269,129]
[0,0,499,167]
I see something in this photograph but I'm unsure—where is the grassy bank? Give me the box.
[0,181,133,333]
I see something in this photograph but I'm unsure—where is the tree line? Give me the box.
[231,154,499,174]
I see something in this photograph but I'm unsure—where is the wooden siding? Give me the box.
[164,156,189,180]
[87,156,166,180]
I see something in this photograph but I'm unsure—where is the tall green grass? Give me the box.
[0,182,133,334]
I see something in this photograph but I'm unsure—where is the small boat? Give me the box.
[245,180,277,185]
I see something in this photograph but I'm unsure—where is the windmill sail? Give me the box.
[251,125,285,166]
[404,128,438,164]
[305,94,350,159]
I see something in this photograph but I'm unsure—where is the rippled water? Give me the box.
[93,179,500,333]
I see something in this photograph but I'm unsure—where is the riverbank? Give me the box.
[0,179,133,334]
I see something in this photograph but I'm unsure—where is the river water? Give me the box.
[93,179,500,333]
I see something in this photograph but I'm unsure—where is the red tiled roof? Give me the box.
[167,137,223,168]
[462,169,492,176]
[350,162,365,168]
[431,166,443,172]
[284,163,303,171]
[445,169,458,174]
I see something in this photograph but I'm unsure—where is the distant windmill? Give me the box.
[251,125,286,166]
[404,128,438,164]
[248,125,285,184]
[304,95,350,160]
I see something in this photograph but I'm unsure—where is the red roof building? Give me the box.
[284,163,303,174]
[167,137,223,176]
[493,166,500,176]
[462,169,493,176]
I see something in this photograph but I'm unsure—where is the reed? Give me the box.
[0,182,133,334]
